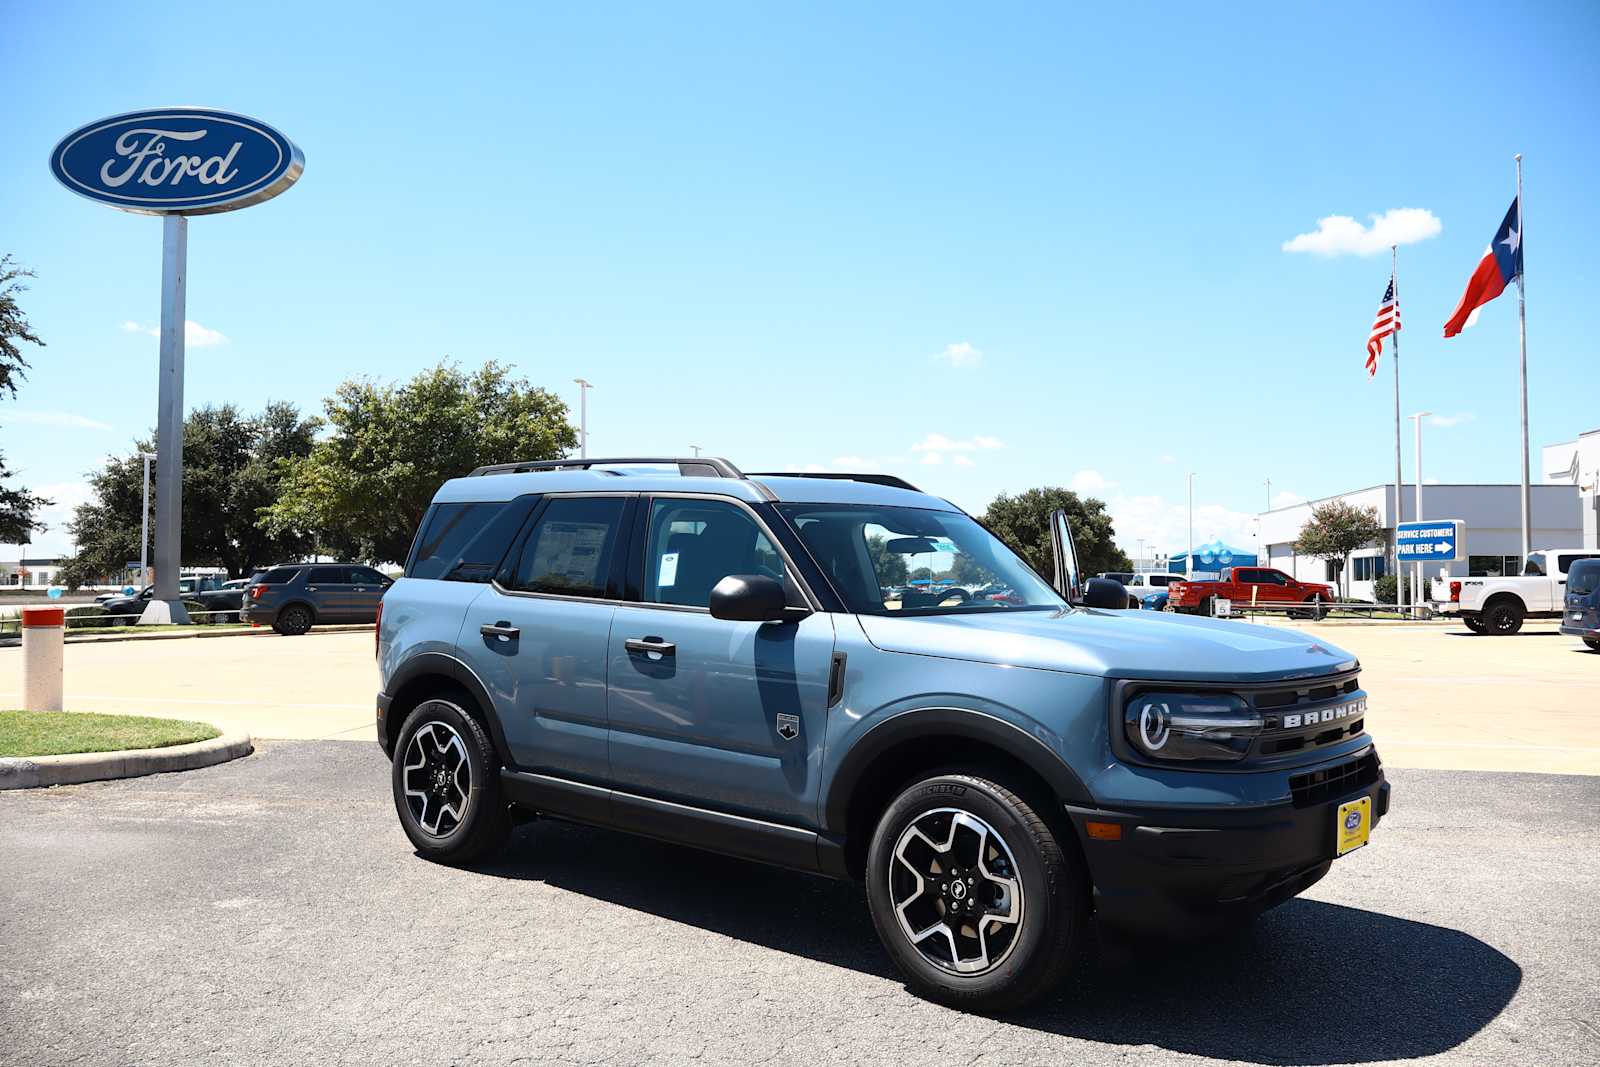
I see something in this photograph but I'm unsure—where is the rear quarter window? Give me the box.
[1569,561,1600,596]
[259,568,300,584]
[408,497,537,581]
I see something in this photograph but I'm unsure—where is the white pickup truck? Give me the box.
[1432,548,1600,634]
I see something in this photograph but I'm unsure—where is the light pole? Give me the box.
[572,378,592,458]
[690,444,702,457]
[139,452,157,585]
[1408,411,1432,617]
[1265,477,1272,511]
[1137,538,1146,572]
[1187,473,1195,580]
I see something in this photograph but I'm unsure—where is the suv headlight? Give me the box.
[1125,692,1262,762]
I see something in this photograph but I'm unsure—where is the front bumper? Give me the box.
[1067,758,1390,936]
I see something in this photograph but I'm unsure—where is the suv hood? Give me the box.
[856,608,1356,683]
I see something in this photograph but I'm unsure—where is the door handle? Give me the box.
[481,622,520,640]
[625,636,676,656]
[307,586,318,591]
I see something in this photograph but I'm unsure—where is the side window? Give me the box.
[409,500,533,581]
[307,566,348,584]
[508,497,624,597]
[644,498,788,608]
[1558,553,1599,574]
[354,567,389,585]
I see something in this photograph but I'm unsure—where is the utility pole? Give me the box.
[573,378,592,459]
[1408,412,1432,617]
[690,444,702,457]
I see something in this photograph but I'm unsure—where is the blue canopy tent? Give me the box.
[1166,540,1257,578]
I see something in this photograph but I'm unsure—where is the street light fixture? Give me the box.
[572,378,592,459]
[139,452,157,584]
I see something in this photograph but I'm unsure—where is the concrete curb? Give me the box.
[0,732,253,790]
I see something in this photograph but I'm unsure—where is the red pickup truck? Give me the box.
[1167,566,1334,616]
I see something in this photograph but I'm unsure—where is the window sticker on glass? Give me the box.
[659,551,680,587]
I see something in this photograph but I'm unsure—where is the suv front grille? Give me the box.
[1289,752,1379,808]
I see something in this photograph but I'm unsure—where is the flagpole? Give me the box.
[1391,244,1404,612]
[1516,154,1531,562]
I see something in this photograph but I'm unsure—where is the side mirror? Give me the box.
[709,574,790,623]
[1082,577,1128,610]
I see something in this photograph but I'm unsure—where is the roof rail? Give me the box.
[747,471,922,493]
[468,456,745,479]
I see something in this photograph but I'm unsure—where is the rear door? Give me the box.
[304,566,360,620]
[605,495,835,825]
[458,494,629,782]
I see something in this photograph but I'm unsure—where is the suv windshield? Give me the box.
[778,503,1065,615]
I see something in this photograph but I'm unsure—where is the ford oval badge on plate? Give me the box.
[50,108,303,216]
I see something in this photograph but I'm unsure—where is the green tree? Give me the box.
[64,402,319,580]
[981,486,1131,585]
[265,361,577,564]
[1292,500,1383,599]
[1,255,50,543]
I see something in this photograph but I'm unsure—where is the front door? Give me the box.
[606,496,835,826]
[458,495,630,782]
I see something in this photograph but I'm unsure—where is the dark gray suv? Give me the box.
[241,563,391,635]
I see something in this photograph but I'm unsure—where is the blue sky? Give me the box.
[3,1,1598,559]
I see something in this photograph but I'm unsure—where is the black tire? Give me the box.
[865,772,1088,1012]
[1127,596,1141,610]
[1583,636,1600,652]
[391,697,511,864]
[1482,599,1525,635]
[273,603,314,636]
[1462,616,1486,634]
[1200,596,1215,618]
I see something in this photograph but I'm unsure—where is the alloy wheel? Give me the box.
[889,808,1024,975]
[401,720,472,837]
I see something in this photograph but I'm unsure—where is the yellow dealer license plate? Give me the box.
[1335,796,1371,857]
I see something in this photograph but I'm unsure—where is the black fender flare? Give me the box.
[383,651,510,764]
[821,706,1093,836]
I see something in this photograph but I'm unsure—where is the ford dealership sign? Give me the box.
[50,108,303,215]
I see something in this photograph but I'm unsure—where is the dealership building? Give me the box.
[1257,482,1585,602]
[1541,426,1600,548]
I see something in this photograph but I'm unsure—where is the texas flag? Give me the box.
[1443,197,1522,337]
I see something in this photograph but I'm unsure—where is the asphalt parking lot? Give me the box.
[3,742,1598,1066]
[3,620,1597,1065]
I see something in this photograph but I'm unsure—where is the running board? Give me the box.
[500,769,849,877]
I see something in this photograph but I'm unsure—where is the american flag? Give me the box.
[1366,276,1400,377]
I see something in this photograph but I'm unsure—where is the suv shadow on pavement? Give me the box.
[473,819,1520,1065]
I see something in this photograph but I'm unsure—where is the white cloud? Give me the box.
[1427,412,1474,429]
[1159,453,1176,464]
[120,319,229,347]
[1271,490,1307,509]
[952,454,974,467]
[1424,477,1441,485]
[1106,492,1261,560]
[934,341,982,368]
[1282,207,1442,257]
[920,452,944,466]
[2,481,94,553]
[1069,469,1115,495]
[912,433,1004,454]
[6,410,113,431]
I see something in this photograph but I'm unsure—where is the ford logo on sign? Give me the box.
[50,108,303,216]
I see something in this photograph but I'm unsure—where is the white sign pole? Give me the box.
[140,215,189,624]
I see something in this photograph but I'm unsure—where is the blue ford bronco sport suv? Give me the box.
[377,457,1388,1011]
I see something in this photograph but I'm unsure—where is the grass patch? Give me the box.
[0,710,220,758]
